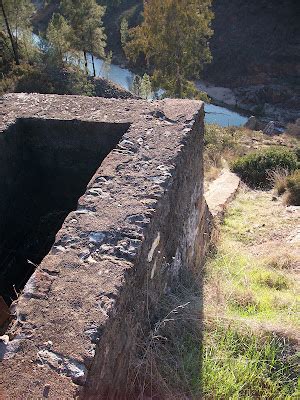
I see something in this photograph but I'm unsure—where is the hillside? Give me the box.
[204,0,300,122]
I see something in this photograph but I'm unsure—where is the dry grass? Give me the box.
[268,168,289,195]
[204,124,298,188]
[129,283,204,399]
[267,253,298,271]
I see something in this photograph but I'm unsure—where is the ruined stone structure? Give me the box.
[0,94,211,399]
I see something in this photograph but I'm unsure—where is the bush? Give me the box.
[286,170,300,206]
[232,148,298,187]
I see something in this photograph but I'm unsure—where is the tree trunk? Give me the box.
[91,53,96,77]
[175,64,182,98]
[83,50,88,74]
[0,0,20,65]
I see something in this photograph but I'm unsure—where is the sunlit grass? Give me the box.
[202,188,299,398]
[205,241,299,328]
[202,323,300,399]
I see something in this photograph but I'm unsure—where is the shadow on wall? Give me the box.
[0,118,129,306]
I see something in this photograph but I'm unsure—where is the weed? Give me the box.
[131,287,203,399]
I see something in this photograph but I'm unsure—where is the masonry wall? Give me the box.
[0,94,211,400]
[82,110,211,399]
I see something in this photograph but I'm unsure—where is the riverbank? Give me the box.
[196,80,300,127]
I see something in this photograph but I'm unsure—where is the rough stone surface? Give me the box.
[0,93,211,399]
[263,120,285,135]
[205,169,240,218]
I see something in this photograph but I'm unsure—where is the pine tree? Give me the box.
[61,0,106,76]
[125,0,213,98]
[46,13,72,65]
[120,17,129,49]
[0,0,35,65]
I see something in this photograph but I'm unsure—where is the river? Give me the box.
[86,54,248,127]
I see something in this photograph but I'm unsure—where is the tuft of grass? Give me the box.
[267,253,296,271]
[130,286,204,399]
[229,288,260,315]
[268,168,289,195]
[254,269,290,291]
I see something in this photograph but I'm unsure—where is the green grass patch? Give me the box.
[205,242,299,326]
[202,324,299,399]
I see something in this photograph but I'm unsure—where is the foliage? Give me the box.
[286,170,300,206]
[120,17,129,48]
[0,62,95,96]
[46,13,72,65]
[131,73,152,98]
[0,0,35,65]
[232,148,298,187]
[61,0,107,75]
[125,0,213,98]
[0,0,34,32]
[0,63,53,94]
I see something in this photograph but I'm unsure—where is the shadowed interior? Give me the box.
[0,118,129,305]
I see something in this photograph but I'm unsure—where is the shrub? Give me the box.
[231,148,297,187]
[286,170,300,206]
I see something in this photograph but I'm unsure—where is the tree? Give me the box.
[125,0,213,98]
[120,17,129,49]
[46,13,72,65]
[61,0,106,76]
[1,0,35,65]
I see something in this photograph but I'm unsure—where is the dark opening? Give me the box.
[0,118,129,305]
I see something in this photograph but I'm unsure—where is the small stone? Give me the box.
[0,335,9,345]
[43,384,50,398]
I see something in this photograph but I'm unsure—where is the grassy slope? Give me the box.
[202,187,299,398]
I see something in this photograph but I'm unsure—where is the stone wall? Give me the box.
[0,94,211,399]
